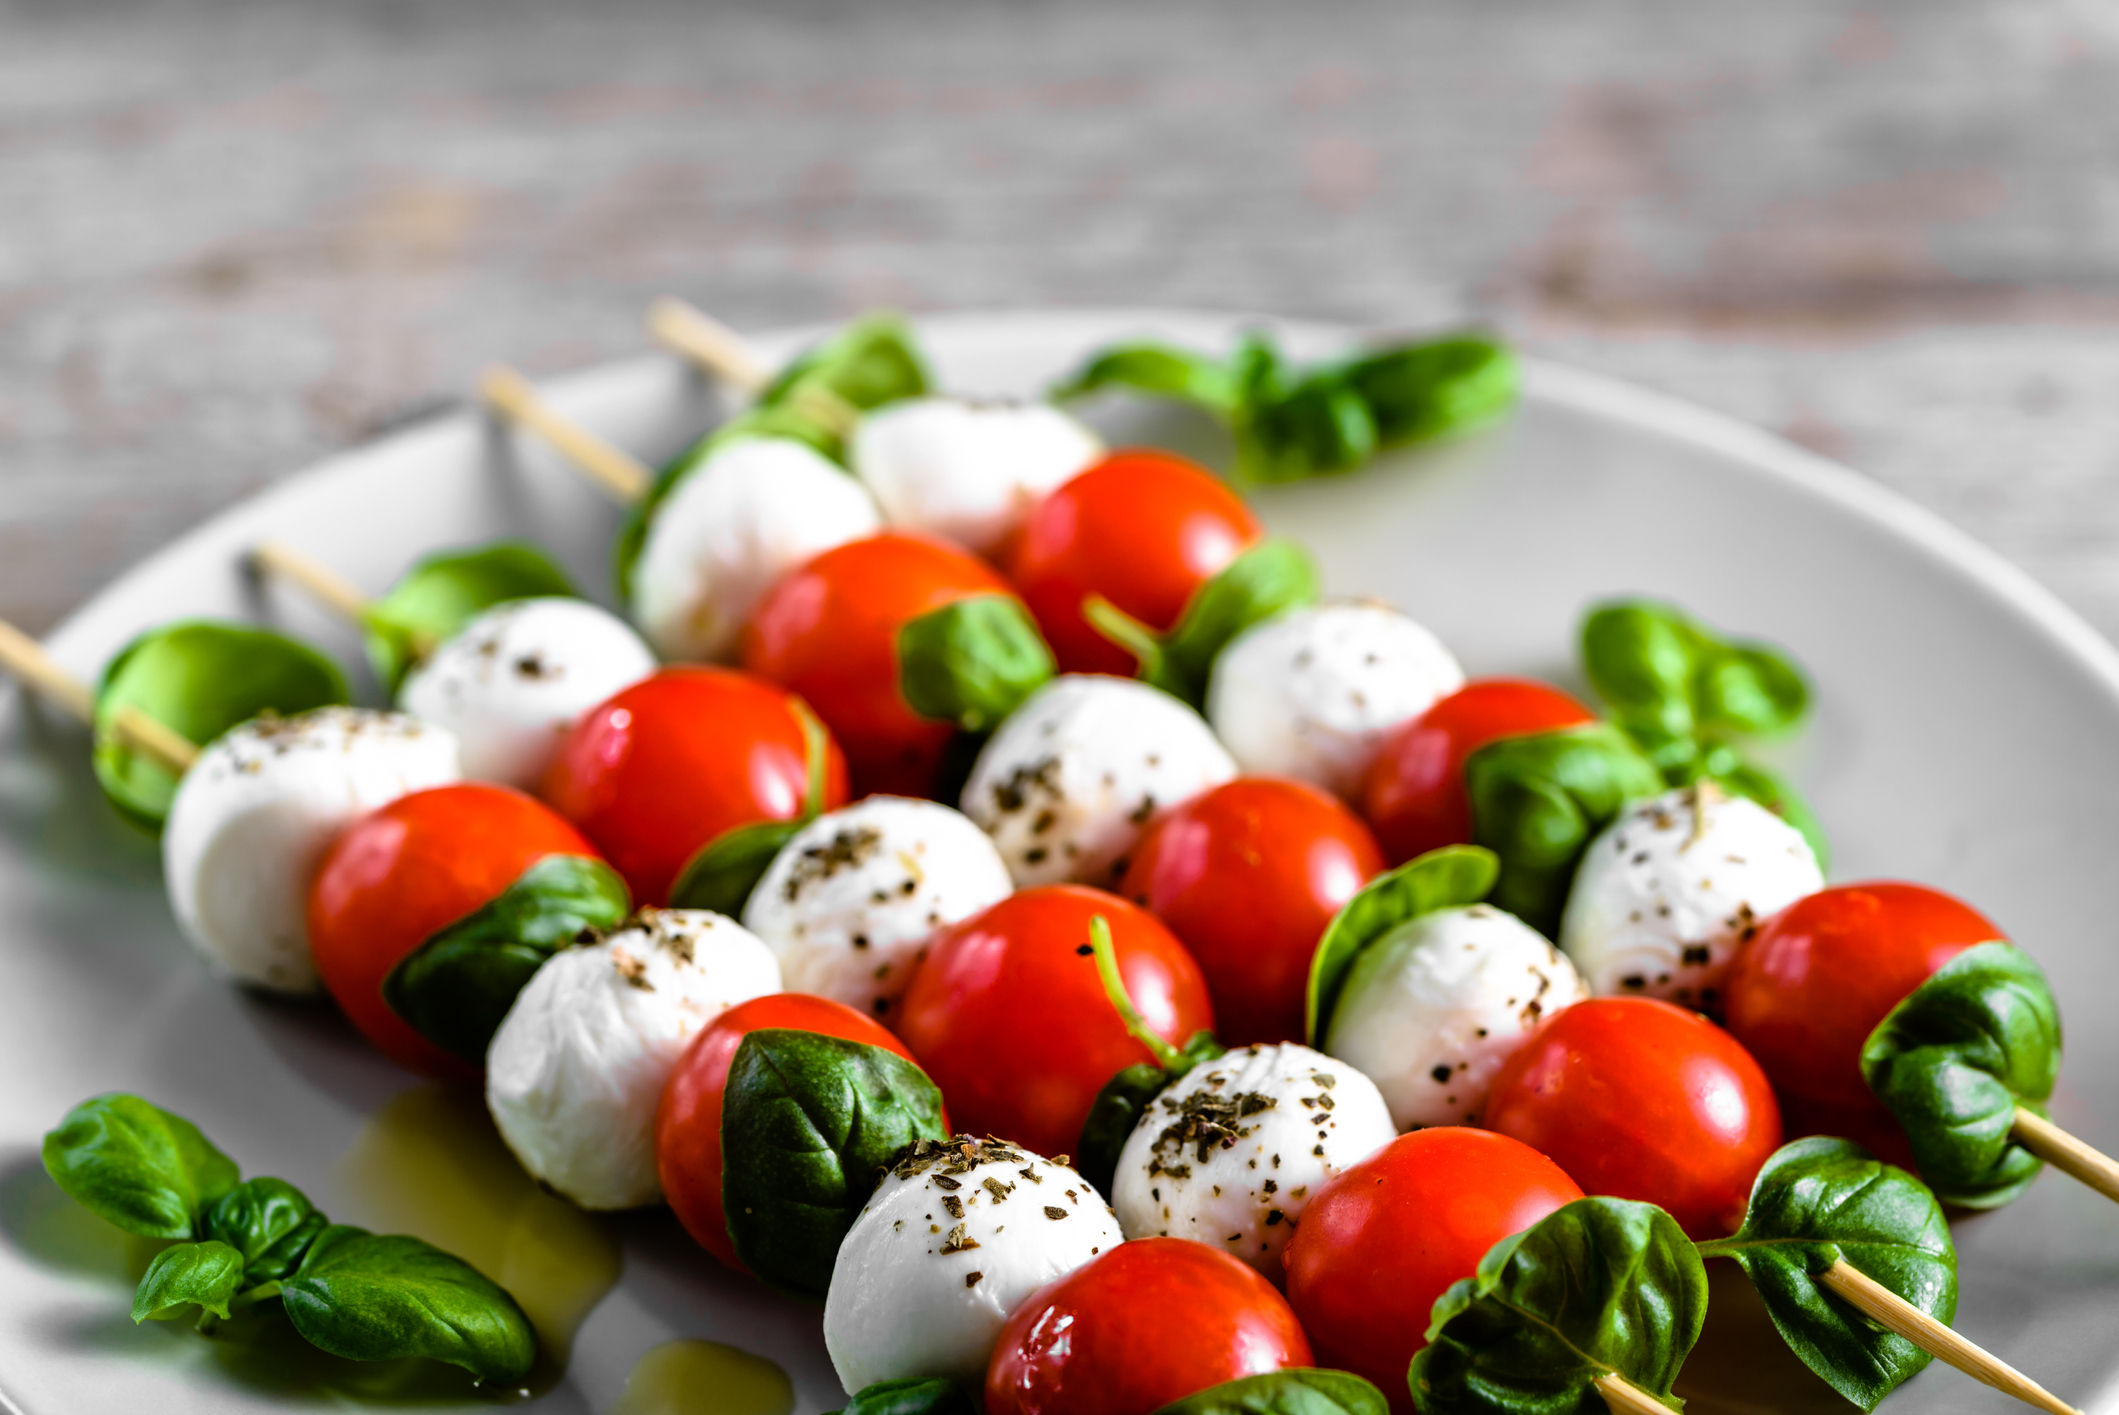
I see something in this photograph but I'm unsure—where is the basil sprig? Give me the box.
[42,1092,240,1239]
[1084,539,1321,710]
[668,699,833,915]
[1411,1197,1707,1415]
[1860,943,2060,1209]
[1154,1369,1390,1414]
[93,620,349,828]
[383,853,632,1062]
[898,593,1057,733]
[828,1378,978,1415]
[1306,845,1499,1045]
[280,1225,536,1380]
[365,540,580,691]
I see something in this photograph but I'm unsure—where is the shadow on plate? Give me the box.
[0,1147,167,1284]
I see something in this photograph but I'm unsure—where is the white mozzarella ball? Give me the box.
[1111,1044,1393,1283]
[851,397,1103,556]
[1560,784,1824,1007]
[163,708,459,994]
[1324,903,1590,1129]
[825,1137,1123,1393]
[631,437,882,662]
[397,597,656,790]
[961,675,1236,888]
[742,797,1012,1022]
[1206,602,1465,801]
[485,909,779,1210]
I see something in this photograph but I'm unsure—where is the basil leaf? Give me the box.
[384,853,632,1063]
[721,1029,952,1301]
[1075,1031,1227,1198]
[1048,342,1242,412]
[131,1240,245,1325]
[897,594,1057,732]
[1153,540,1321,707]
[203,1176,328,1284]
[42,1094,241,1240]
[93,621,349,827]
[827,1376,979,1415]
[1341,336,1519,448]
[1238,376,1379,484]
[364,541,578,692]
[1306,845,1499,1044]
[1155,1369,1390,1415]
[1464,723,1665,938]
[1697,1137,1955,1411]
[1860,943,2058,1209]
[1581,601,1809,743]
[280,1224,536,1384]
[1411,1197,1708,1415]
[667,818,807,918]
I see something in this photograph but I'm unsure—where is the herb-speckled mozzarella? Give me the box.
[163,708,459,994]
[1561,785,1823,1007]
[961,675,1237,888]
[1111,1044,1393,1283]
[632,437,882,662]
[1324,903,1589,1129]
[485,909,779,1210]
[743,797,1013,1021]
[397,597,656,790]
[824,1137,1123,1392]
[1206,602,1465,801]
[850,397,1103,556]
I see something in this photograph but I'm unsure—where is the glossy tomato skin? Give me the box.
[741,532,1015,797]
[656,994,922,1272]
[1008,450,1261,675]
[1284,1128,1583,1408]
[894,885,1215,1158]
[1361,678,1596,865]
[1483,997,1783,1241]
[541,667,848,906]
[308,782,595,1078]
[986,1237,1313,1415]
[1120,777,1382,1046]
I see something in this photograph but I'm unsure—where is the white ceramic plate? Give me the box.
[4,312,2118,1415]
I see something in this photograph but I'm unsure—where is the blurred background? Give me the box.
[5,0,2117,637]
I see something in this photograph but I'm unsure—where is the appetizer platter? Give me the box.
[2,308,2118,1415]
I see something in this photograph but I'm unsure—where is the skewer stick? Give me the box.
[645,297,863,439]
[0,620,199,773]
[1593,1373,1673,1415]
[1817,1260,2079,1415]
[2012,1107,2119,1205]
[479,365,651,504]
[250,541,374,625]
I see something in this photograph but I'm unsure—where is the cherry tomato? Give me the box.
[1284,1128,1582,1406]
[894,885,1215,1158]
[1482,997,1782,1241]
[1120,777,1382,1046]
[656,993,924,1272]
[1008,450,1261,676]
[308,783,596,1078]
[742,531,1016,797]
[985,1237,1313,1415]
[1361,678,1595,865]
[541,667,848,906]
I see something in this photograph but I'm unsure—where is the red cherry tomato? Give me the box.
[1008,450,1261,675]
[894,885,1215,1158]
[742,531,1015,797]
[1284,1128,1583,1406]
[1120,777,1382,1046]
[656,994,924,1272]
[1482,997,1783,1241]
[308,783,595,1078]
[541,667,848,906]
[1361,678,1595,865]
[985,1237,1313,1415]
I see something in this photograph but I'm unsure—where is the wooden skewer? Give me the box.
[2012,1107,2119,1205]
[479,365,651,505]
[0,619,199,774]
[250,540,373,625]
[1817,1260,2079,1415]
[1593,1372,1674,1415]
[645,297,863,440]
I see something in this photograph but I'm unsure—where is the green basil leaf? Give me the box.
[1049,342,1242,412]
[1306,845,1499,1044]
[1151,540,1321,708]
[42,1094,241,1240]
[93,621,349,828]
[1860,943,2059,1209]
[131,1240,245,1325]
[1706,761,1831,874]
[722,1029,952,1301]
[1237,376,1378,484]
[364,541,578,691]
[1411,1197,1707,1415]
[897,594,1057,732]
[758,312,931,415]
[1581,601,1809,743]
[1696,1137,1955,1411]
[1464,723,1665,938]
[668,819,808,918]
[1155,1369,1390,1415]
[1340,335,1520,448]
[827,1376,979,1415]
[203,1176,328,1284]
[1075,1031,1227,1198]
[280,1224,536,1384]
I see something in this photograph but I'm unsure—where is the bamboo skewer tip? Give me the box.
[646,297,773,396]
[2013,1107,2119,1206]
[477,364,651,505]
[0,619,198,774]
[1593,1372,1673,1415]
[1819,1260,2080,1415]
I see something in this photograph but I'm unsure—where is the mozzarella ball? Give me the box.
[851,397,1102,556]
[1560,785,1824,1007]
[1325,904,1589,1129]
[631,437,881,662]
[1206,602,1465,801]
[163,708,459,994]
[961,675,1236,888]
[485,909,779,1209]
[397,597,656,790]
[742,797,1013,1021]
[825,1137,1123,1393]
[1111,1044,1393,1284]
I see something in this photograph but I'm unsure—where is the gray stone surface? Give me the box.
[5,0,2119,639]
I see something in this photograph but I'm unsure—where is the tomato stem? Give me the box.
[1080,595,1164,677]
[1087,914,1183,1070]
